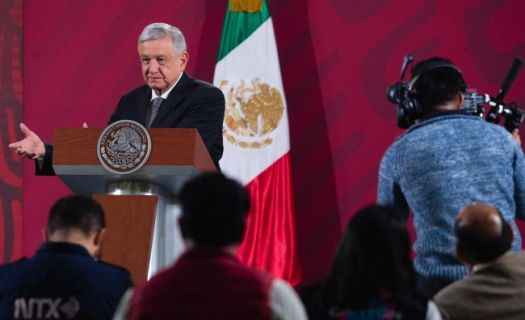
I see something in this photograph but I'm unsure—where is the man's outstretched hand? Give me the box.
[8,123,45,160]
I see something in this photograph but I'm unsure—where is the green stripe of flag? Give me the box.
[217,0,270,62]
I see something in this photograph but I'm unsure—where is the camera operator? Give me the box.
[377,57,525,299]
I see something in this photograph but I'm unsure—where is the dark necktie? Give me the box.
[147,97,164,128]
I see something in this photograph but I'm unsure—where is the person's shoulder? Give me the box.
[184,79,225,109]
[270,279,310,320]
[221,262,274,288]
[90,261,133,293]
[426,300,443,320]
[0,256,28,267]
[513,250,525,259]
[442,114,513,136]
[409,114,514,143]
[298,282,324,312]
[379,137,404,163]
[0,257,29,288]
[495,251,525,267]
[471,119,519,148]
[97,260,132,277]
[186,74,223,95]
[186,74,215,89]
[120,84,150,99]
[465,116,509,132]
[412,113,482,130]
[434,275,471,305]
[253,267,275,284]
[0,257,29,273]
[191,78,215,89]
[433,278,471,319]
[131,263,175,296]
[139,262,176,286]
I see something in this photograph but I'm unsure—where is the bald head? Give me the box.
[457,203,505,240]
[455,203,512,265]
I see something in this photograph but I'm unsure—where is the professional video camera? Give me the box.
[386,55,525,131]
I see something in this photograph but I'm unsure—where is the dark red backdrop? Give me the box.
[2,0,524,285]
[0,0,23,265]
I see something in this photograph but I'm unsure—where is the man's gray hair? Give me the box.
[138,23,187,55]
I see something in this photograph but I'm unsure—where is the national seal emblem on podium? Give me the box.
[97,120,152,174]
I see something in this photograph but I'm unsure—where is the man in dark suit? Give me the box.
[9,22,224,171]
[0,195,133,319]
[434,203,525,320]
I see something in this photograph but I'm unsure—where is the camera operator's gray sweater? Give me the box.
[378,112,525,280]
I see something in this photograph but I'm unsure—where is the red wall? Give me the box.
[15,0,525,284]
[0,0,23,264]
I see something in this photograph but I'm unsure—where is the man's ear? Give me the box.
[179,51,189,68]
[94,228,106,247]
[456,243,474,270]
[89,228,106,260]
[42,229,49,241]
[505,223,514,244]
[458,92,465,108]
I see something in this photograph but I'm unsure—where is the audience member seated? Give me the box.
[0,195,133,319]
[301,205,441,320]
[434,203,525,320]
[114,172,307,320]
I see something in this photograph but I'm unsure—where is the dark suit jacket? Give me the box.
[38,72,224,175]
[0,242,133,320]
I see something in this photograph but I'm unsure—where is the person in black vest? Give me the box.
[0,195,133,320]
[113,172,307,320]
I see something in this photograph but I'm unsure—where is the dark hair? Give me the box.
[47,195,106,236]
[411,57,466,113]
[455,209,512,264]
[179,172,250,246]
[321,205,415,310]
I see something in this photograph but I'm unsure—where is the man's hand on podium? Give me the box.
[9,123,45,160]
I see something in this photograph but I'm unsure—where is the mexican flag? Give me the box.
[213,0,301,285]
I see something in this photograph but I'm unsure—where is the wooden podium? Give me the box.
[52,128,216,283]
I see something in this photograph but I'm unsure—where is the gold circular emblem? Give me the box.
[219,78,285,149]
[97,120,151,174]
